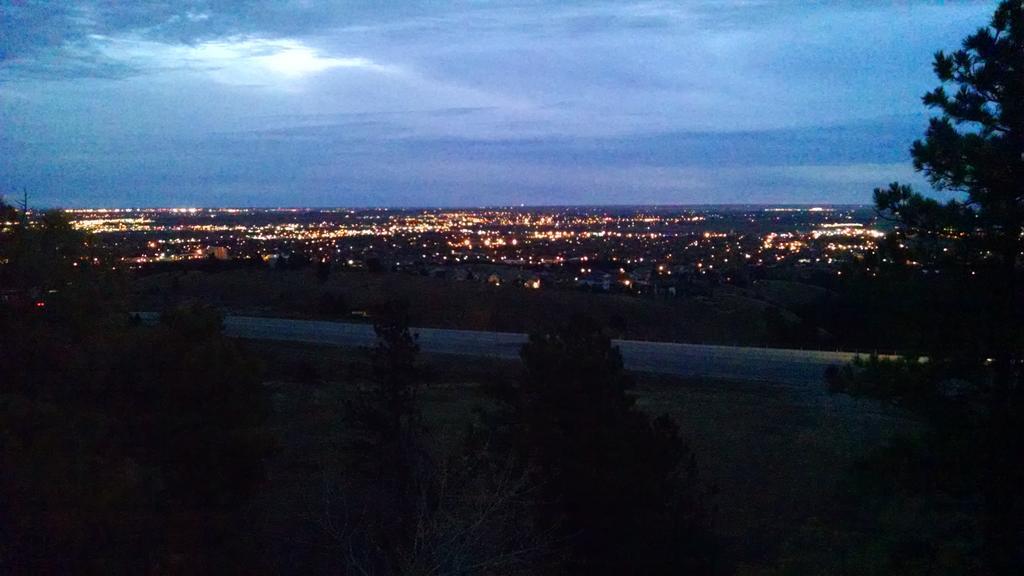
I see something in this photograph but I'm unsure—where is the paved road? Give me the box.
[144,314,882,388]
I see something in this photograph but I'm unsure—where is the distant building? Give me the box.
[206,246,230,260]
[577,272,611,291]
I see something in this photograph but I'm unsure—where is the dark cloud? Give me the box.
[0,0,1001,206]
[2,1,447,76]
[0,114,932,206]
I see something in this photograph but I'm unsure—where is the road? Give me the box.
[151,314,882,388]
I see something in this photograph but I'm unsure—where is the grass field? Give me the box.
[243,339,908,572]
[131,267,811,346]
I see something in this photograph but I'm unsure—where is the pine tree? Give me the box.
[843,2,1024,571]
[503,316,716,574]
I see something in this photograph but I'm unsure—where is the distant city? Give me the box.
[61,205,887,293]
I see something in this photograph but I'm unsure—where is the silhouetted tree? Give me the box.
[341,301,431,571]
[318,302,555,575]
[367,301,422,457]
[1,285,271,573]
[0,196,17,222]
[1,209,84,287]
[2,211,270,571]
[492,316,716,574]
[835,2,1024,572]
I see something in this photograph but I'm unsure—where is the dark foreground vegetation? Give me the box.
[0,205,727,572]
[824,2,1024,573]
[3,2,1024,573]
[0,212,902,572]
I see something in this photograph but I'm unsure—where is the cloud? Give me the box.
[78,34,398,87]
[0,117,936,207]
[0,1,1002,206]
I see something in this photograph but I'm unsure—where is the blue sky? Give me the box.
[0,1,999,207]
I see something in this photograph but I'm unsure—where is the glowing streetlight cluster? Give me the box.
[63,206,888,290]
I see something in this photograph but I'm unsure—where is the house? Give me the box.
[577,272,611,291]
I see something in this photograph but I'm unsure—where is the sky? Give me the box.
[0,1,1000,207]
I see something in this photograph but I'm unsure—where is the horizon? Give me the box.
[47,202,872,211]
